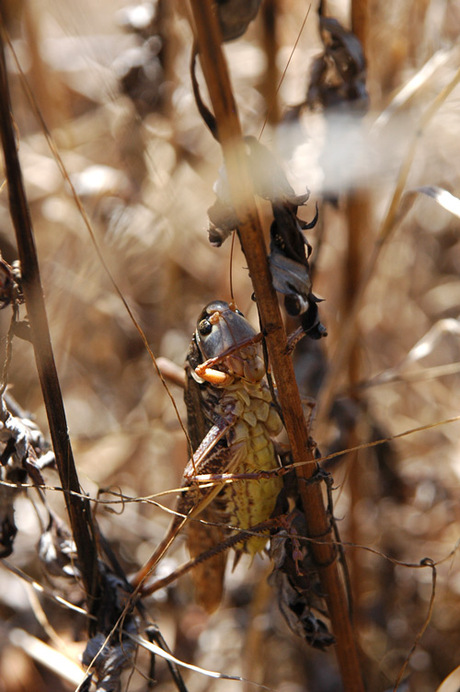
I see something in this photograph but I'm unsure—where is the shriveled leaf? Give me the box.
[269,512,335,650]
[82,569,139,691]
[38,514,80,579]
[83,630,137,692]
[0,393,53,557]
[307,7,368,112]
[207,138,309,245]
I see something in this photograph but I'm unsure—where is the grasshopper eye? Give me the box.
[198,318,213,335]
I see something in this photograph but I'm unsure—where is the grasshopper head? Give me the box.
[194,301,265,384]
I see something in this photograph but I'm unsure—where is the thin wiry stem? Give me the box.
[0,16,100,631]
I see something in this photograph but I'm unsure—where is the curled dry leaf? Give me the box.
[0,394,54,557]
[269,202,326,340]
[268,507,335,650]
[0,257,23,309]
[38,514,79,579]
[307,4,368,112]
[208,137,309,246]
[82,568,138,692]
[208,138,326,341]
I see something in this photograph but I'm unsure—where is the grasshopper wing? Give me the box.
[186,507,226,612]
[184,344,241,612]
[183,441,246,612]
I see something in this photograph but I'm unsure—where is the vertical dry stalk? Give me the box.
[344,188,370,623]
[0,18,100,629]
[260,0,279,126]
[188,2,364,690]
[345,0,371,623]
[351,0,368,55]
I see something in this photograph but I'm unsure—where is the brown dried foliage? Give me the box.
[0,1,460,691]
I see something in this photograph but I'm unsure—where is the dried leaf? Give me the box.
[0,394,53,557]
[208,137,309,245]
[307,8,368,112]
[82,569,138,691]
[38,514,79,578]
[269,511,334,650]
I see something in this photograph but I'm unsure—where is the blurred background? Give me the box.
[1,0,460,690]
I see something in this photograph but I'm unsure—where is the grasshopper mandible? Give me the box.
[132,300,284,611]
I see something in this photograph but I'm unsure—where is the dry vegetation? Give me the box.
[1,0,460,691]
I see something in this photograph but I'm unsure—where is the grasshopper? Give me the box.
[132,300,284,611]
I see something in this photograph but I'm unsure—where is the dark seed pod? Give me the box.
[216,0,262,42]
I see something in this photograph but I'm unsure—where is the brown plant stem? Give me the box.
[345,0,371,630]
[351,0,368,55]
[188,2,364,690]
[260,0,279,126]
[344,189,369,627]
[0,17,100,630]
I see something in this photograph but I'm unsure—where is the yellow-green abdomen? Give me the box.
[221,381,284,555]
